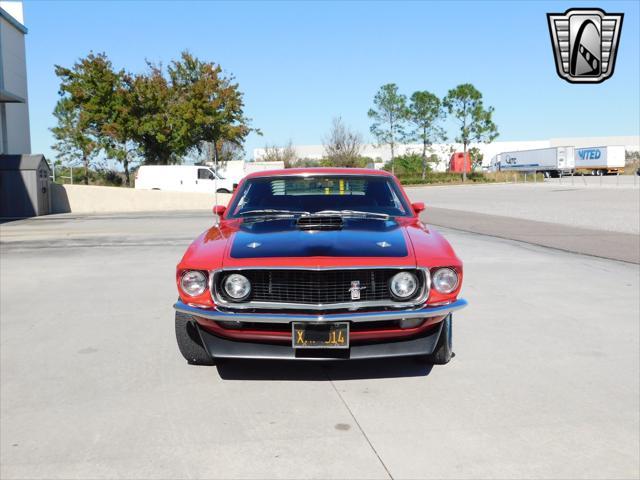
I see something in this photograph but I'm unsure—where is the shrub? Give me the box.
[319,156,370,168]
[383,153,439,177]
[397,171,544,185]
[99,169,124,186]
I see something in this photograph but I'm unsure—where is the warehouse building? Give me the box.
[0,1,30,155]
[254,136,640,171]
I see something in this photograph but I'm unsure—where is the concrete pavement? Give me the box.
[406,181,640,234]
[1,212,638,479]
[423,207,640,264]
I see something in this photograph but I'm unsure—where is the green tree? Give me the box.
[51,97,97,185]
[468,146,484,169]
[53,52,139,185]
[407,91,446,179]
[368,83,408,175]
[129,64,190,164]
[102,74,139,186]
[168,52,257,167]
[129,53,257,166]
[194,140,245,167]
[52,53,119,184]
[52,51,257,179]
[443,83,498,181]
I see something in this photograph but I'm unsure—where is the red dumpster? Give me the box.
[449,152,471,173]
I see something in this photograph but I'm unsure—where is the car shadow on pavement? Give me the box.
[215,358,433,381]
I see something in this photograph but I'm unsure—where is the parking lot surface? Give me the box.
[407,179,640,234]
[1,212,639,479]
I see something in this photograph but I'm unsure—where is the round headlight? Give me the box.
[223,274,251,301]
[181,270,207,297]
[390,271,418,299]
[432,268,458,294]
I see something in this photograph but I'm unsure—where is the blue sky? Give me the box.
[23,0,640,162]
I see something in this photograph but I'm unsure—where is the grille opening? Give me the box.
[296,215,343,230]
[216,269,424,305]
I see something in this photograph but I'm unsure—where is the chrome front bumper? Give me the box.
[174,298,468,324]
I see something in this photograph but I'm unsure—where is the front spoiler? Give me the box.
[196,321,445,361]
[174,298,468,324]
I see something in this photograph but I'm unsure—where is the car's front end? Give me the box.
[174,169,467,364]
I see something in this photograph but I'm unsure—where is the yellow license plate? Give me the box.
[292,323,349,349]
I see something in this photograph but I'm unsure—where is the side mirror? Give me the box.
[412,202,425,214]
[213,205,226,217]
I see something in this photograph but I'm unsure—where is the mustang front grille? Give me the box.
[213,268,427,308]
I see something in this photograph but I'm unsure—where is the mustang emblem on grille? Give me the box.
[349,280,366,300]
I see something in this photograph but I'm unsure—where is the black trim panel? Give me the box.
[197,322,443,361]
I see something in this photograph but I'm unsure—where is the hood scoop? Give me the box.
[296,215,344,231]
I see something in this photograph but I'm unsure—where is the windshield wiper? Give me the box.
[314,209,390,219]
[238,209,310,217]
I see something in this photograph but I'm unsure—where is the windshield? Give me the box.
[227,175,411,218]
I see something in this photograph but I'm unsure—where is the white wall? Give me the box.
[549,136,640,151]
[0,2,30,154]
[51,184,233,214]
[0,1,23,23]
[253,136,640,168]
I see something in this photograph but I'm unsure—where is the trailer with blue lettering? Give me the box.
[490,147,575,178]
[574,146,625,175]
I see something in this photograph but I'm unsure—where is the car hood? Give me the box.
[229,218,409,259]
[179,217,460,270]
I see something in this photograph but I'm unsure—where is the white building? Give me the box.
[254,135,640,171]
[0,1,30,154]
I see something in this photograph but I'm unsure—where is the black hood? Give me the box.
[230,218,408,258]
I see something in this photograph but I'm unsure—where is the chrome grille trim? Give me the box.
[175,297,466,324]
[210,266,430,311]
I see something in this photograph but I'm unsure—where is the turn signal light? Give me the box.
[399,318,425,329]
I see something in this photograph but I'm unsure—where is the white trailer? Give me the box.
[574,146,625,175]
[492,147,575,178]
[134,165,236,193]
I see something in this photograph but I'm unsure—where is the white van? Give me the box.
[134,165,236,193]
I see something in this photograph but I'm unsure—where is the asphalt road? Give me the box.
[1,213,639,479]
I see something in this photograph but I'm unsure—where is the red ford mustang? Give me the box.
[174,168,467,365]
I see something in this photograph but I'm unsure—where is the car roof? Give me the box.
[243,167,394,179]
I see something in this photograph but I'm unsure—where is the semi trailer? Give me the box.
[574,146,625,175]
[491,147,575,177]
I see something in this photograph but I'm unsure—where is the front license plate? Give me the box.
[292,322,349,349]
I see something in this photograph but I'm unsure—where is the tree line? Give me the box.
[52,51,498,185]
[368,83,498,181]
[51,52,256,185]
[264,82,498,181]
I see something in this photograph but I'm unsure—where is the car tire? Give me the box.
[216,188,231,194]
[428,314,453,365]
[175,311,215,365]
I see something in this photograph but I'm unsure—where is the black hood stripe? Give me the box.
[230,219,408,258]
